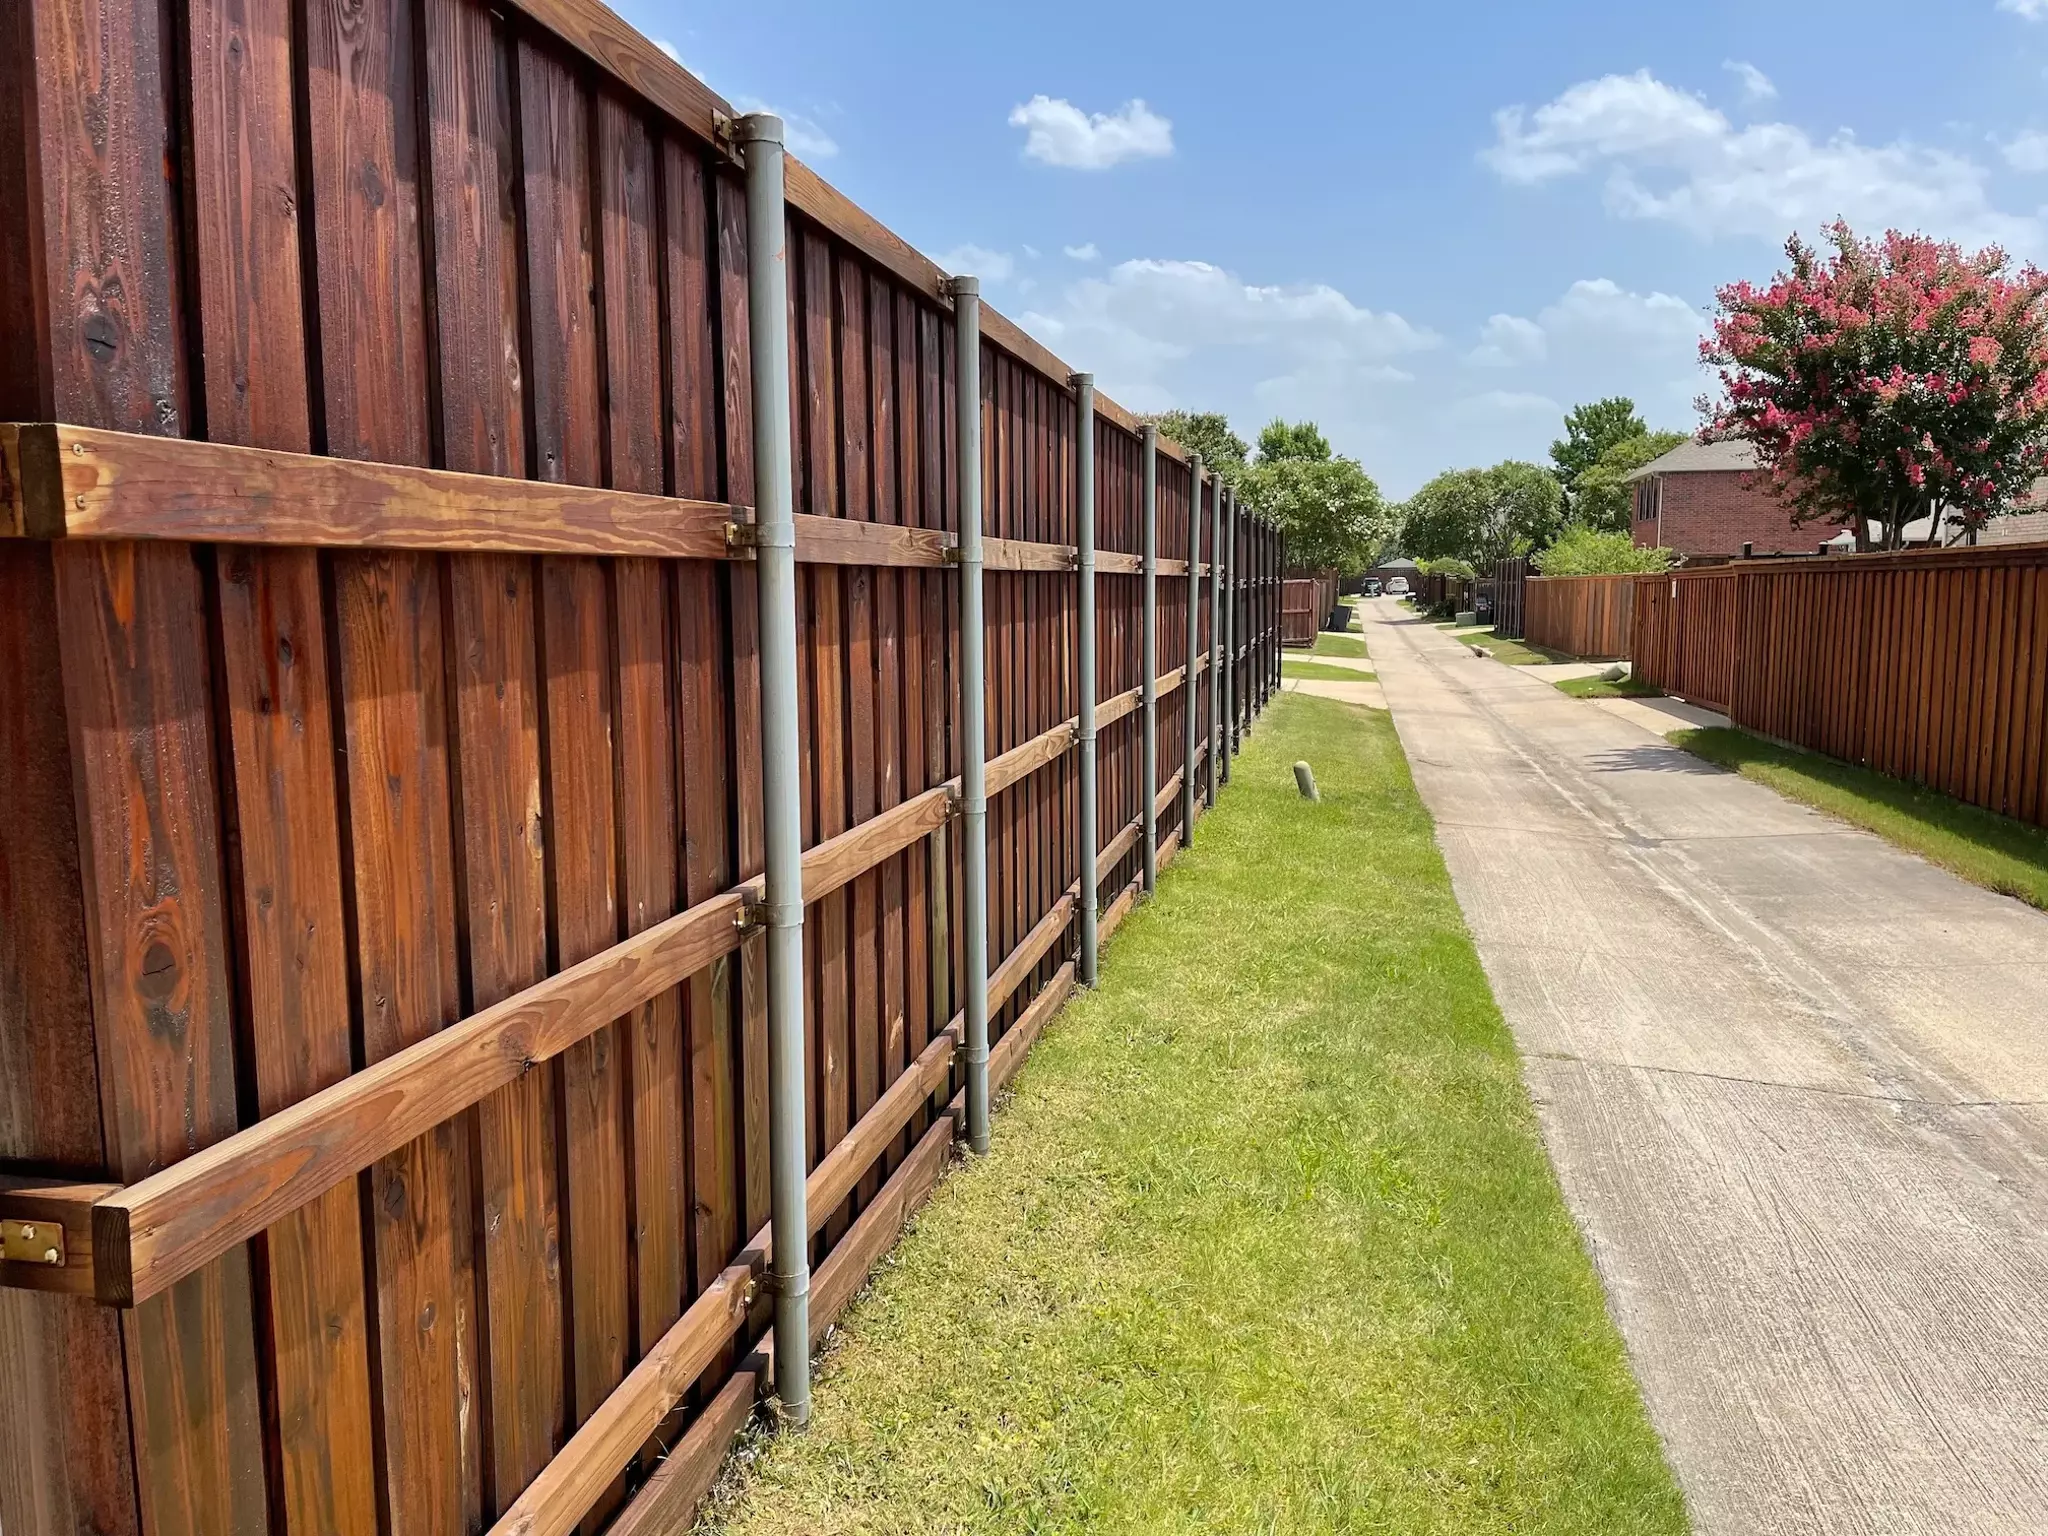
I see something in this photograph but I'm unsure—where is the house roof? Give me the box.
[1622,438,1759,483]
[1377,557,1420,570]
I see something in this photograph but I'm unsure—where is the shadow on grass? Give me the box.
[1672,726,2048,911]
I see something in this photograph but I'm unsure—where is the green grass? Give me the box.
[1282,658,1377,683]
[1672,726,2048,912]
[1554,675,1662,700]
[703,695,1688,1536]
[1467,634,1573,666]
[1311,631,1369,658]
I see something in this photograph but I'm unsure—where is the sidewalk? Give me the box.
[1360,597,2048,1535]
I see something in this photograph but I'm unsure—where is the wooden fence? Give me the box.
[1524,573,1637,659]
[1282,572,1338,645]
[0,4,1281,1535]
[1631,546,2048,827]
[1492,557,1529,639]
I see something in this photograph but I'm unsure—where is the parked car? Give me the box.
[1363,579,1383,597]
[1385,576,1410,596]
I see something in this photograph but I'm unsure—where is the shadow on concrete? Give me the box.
[1586,745,1730,776]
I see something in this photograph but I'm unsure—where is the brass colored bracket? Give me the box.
[3,1217,64,1267]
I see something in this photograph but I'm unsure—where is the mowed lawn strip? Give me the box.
[1555,675,1662,699]
[703,694,1686,1535]
[1674,725,2048,912]
[1284,658,1378,683]
[1312,630,1368,658]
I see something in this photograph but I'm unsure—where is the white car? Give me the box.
[1385,576,1410,596]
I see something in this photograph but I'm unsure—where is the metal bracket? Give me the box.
[2,1217,64,1268]
[942,544,964,566]
[734,898,769,935]
[724,519,763,556]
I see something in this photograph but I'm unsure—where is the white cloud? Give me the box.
[2002,130,2048,172]
[652,37,681,63]
[933,243,1015,284]
[1483,70,2032,248]
[734,97,838,159]
[1064,242,1100,262]
[1008,96,1173,169]
[1468,279,1700,371]
[2001,0,2048,18]
[1723,60,1777,102]
[1468,313,1547,367]
[1450,390,1562,422]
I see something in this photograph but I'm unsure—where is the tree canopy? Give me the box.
[1569,430,1689,533]
[1144,411,1249,480]
[1701,221,2048,549]
[1550,398,1648,501]
[1255,418,1332,464]
[1531,523,1675,576]
[1242,452,1392,574]
[1398,462,1564,570]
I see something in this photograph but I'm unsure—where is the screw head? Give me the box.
[20,1224,33,1240]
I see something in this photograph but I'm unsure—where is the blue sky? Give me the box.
[615,0,2048,497]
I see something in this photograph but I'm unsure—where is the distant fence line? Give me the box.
[0,5,1281,1536]
[1632,545,2048,827]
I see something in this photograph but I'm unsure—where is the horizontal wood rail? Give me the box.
[50,715,1076,1306]
[0,424,1102,573]
[984,535,1074,571]
[2,423,741,556]
[500,768,1175,1536]
[503,938,1084,1536]
[1095,550,1143,574]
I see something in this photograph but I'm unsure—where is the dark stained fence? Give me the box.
[1633,547,2048,825]
[1524,573,1637,659]
[1493,557,1529,638]
[0,4,1280,1534]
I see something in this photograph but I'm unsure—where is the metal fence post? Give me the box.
[1208,476,1223,808]
[1181,454,1202,842]
[736,111,811,1426]
[1222,489,1235,781]
[1073,373,1099,984]
[950,274,992,1156]
[1140,424,1159,893]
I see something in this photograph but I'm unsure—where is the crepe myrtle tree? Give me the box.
[1701,222,2048,550]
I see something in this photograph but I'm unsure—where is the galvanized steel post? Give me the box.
[1221,488,1235,782]
[1140,424,1159,893]
[950,274,992,1155]
[1181,454,1202,841]
[1072,373,1099,984]
[1208,474,1223,807]
[736,112,810,1425]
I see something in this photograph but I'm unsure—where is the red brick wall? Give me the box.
[1633,470,1850,557]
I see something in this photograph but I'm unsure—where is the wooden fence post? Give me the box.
[1141,424,1159,892]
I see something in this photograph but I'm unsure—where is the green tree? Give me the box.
[1144,411,1249,480]
[1255,418,1332,464]
[1241,454,1391,574]
[1550,397,1648,500]
[1398,462,1565,569]
[1570,430,1688,532]
[1531,523,1675,575]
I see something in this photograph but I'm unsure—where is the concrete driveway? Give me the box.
[1359,599,2048,1535]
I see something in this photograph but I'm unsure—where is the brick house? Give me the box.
[1624,439,1851,558]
